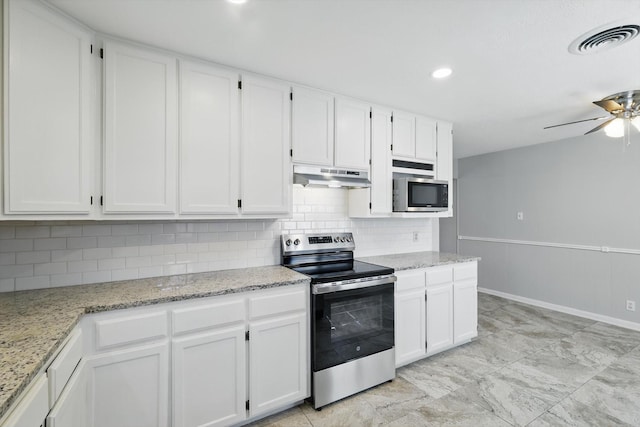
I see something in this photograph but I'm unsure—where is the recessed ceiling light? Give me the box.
[226,0,247,4]
[431,67,452,79]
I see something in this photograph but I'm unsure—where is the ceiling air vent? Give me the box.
[569,23,640,55]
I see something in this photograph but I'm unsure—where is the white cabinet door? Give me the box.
[173,326,246,427]
[415,116,437,162]
[88,342,169,427]
[395,289,426,367]
[453,279,478,344]
[240,75,291,215]
[291,86,334,166]
[436,121,453,182]
[391,111,415,158]
[179,60,239,215]
[334,98,370,170]
[47,361,89,427]
[4,0,93,214]
[1,374,49,427]
[103,40,177,214]
[425,283,454,355]
[249,312,307,418]
[370,107,392,215]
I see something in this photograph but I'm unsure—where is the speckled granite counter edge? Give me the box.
[0,267,309,421]
[357,251,481,272]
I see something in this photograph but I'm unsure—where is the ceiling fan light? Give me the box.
[604,118,625,138]
[632,117,640,132]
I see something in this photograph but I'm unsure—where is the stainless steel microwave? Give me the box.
[393,178,448,212]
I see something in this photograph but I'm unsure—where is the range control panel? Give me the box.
[282,232,355,255]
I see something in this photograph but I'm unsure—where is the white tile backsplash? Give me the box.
[0,187,437,292]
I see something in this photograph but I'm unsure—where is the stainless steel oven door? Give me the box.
[311,278,395,372]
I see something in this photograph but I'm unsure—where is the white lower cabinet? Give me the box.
[46,361,89,427]
[394,270,426,367]
[0,374,49,427]
[425,283,454,355]
[173,326,246,427]
[453,262,479,343]
[394,262,478,367]
[249,312,307,418]
[87,342,170,427]
[2,286,308,427]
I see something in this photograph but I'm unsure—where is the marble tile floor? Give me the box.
[248,292,640,427]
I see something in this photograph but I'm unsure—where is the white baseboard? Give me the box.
[478,287,640,332]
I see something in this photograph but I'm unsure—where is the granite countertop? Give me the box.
[358,251,480,271]
[0,266,309,421]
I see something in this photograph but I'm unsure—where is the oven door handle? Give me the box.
[312,275,396,295]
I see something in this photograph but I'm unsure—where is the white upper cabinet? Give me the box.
[179,60,239,215]
[391,111,415,159]
[291,86,334,166]
[436,121,453,182]
[334,98,371,170]
[103,40,177,214]
[370,107,392,214]
[4,0,94,215]
[240,75,291,215]
[415,116,437,162]
[392,111,437,163]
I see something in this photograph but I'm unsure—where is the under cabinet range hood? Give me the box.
[293,165,370,188]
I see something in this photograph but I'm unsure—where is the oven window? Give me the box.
[312,283,394,371]
[329,295,383,340]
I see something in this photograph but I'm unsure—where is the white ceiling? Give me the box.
[47,0,640,159]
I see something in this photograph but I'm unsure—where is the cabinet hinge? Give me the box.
[290,92,293,101]
[99,48,103,59]
[238,80,242,90]
[290,149,293,157]
[246,400,250,411]
[238,199,242,208]
[245,330,250,341]
[369,158,372,165]
[391,115,393,123]
[90,196,93,205]
[90,44,93,54]
[369,202,372,209]
[390,144,393,151]
[100,196,103,206]
[369,111,372,119]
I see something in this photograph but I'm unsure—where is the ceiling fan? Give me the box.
[544,90,640,139]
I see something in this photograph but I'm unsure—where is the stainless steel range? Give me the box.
[281,232,396,409]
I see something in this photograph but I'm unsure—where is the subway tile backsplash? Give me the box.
[0,187,436,292]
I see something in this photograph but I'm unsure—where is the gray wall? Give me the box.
[458,132,640,324]
[439,179,458,253]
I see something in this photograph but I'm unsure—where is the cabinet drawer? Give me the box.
[454,262,477,281]
[2,374,49,427]
[95,311,168,351]
[395,270,425,292]
[172,299,245,335]
[426,266,453,286]
[47,328,83,407]
[249,288,306,319]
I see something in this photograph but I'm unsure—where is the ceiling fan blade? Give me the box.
[593,99,624,112]
[543,116,609,130]
[585,117,616,135]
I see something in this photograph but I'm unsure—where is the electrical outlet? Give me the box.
[517,212,524,221]
[413,231,419,242]
[627,300,636,312]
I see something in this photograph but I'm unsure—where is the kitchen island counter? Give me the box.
[0,266,309,421]
[358,251,480,271]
